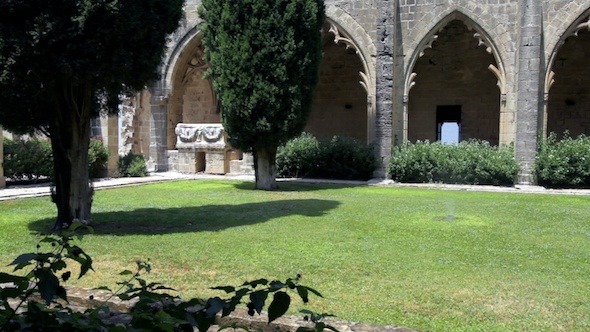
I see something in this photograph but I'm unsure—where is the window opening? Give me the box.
[436,105,461,144]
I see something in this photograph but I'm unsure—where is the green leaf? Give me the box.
[268,291,290,323]
[119,270,134,275]
[211,285,236,293]
[324,325,340,332]
[296,285,309,303]
[269,280,285,291]
[51,260,67,272]
[250,290,268,314]
[205,296,227,318]
[222,296,241,317]
[9,253,37,266]
[35,268,60,304]
[303,286,323,298]
[242,278,268,288]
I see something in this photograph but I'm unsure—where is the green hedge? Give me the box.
[3,137,53,181]
[389,140,518,186]
[534,133,590,188]
[276,133,377,180]
[88,139,109,178]
[119,152,148,177]
[3,137,108,181]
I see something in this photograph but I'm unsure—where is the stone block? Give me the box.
[205,151,226,174]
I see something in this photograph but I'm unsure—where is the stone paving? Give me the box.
[2,171,589,201]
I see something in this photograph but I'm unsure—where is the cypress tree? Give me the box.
[199,0,325,190]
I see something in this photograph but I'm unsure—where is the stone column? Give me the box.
[106,115,119,177]
[0,128,5,188]
[515,0,543,185]
[148,89,169,172]
[392,0,407,145]
[373,0,395,178]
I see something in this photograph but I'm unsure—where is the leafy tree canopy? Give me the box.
[0,0,184,133]
[0,0,184,228]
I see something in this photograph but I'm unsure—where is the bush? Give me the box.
[276,132,321,178]
[3,137,53,181]
[88,138,109,179]
[534,133,590,188]
[389,140,518,186]
[119,152,148,177]
[276,133,377,181]
[3,137,109,182]
[318,136,377,181]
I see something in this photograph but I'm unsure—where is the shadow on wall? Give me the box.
[28,199,341,236]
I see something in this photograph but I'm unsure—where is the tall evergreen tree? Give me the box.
[199,0,325,190]
[0,0,184,229]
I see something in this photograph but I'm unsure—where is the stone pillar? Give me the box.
[515,0,543,185]
[373,0,395,178]
[392,0,407,146]
[0,128,5,188]
[106,115,119,177]
[148,90,169,172]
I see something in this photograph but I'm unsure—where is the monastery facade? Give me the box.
[2,0,590,187]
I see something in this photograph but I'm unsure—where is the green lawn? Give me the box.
[0,180,589,331]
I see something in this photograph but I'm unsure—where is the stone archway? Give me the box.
[545,15,590,138]
[166,34,219,150]
[305,21,369,143]
[404,13,506,146]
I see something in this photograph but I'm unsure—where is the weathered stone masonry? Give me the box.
[125,0,590,184]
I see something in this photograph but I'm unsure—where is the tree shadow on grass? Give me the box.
[28,199,340,236]
[232,180,364,192]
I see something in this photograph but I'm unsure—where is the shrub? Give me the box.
[276,133,377,181]
[389,140,518,186]
[318,136,377,181]
[119,152,148,177]
[3,137,53,181]
[276,132,321,178]
[88,138,109,179]
[3,137,109,182]
[534,133,590,188]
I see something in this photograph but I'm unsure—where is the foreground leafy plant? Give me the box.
[0,223,336,331]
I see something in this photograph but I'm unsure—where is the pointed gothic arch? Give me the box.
[314,6,377,143]
[544,11,590,138]
[403,11,506,145]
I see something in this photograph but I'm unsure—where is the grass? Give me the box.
[0,179,589,331]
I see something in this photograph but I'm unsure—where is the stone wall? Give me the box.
[135,0,590,183]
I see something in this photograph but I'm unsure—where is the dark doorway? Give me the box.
[437,105,461,144]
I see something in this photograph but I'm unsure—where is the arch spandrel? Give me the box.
[404,7,511,83]
[545,3,590,71]
[404,10,507,104]
[545,8,590,95]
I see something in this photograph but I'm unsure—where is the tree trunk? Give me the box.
[253,146,278,190]
[49,83,93,230]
